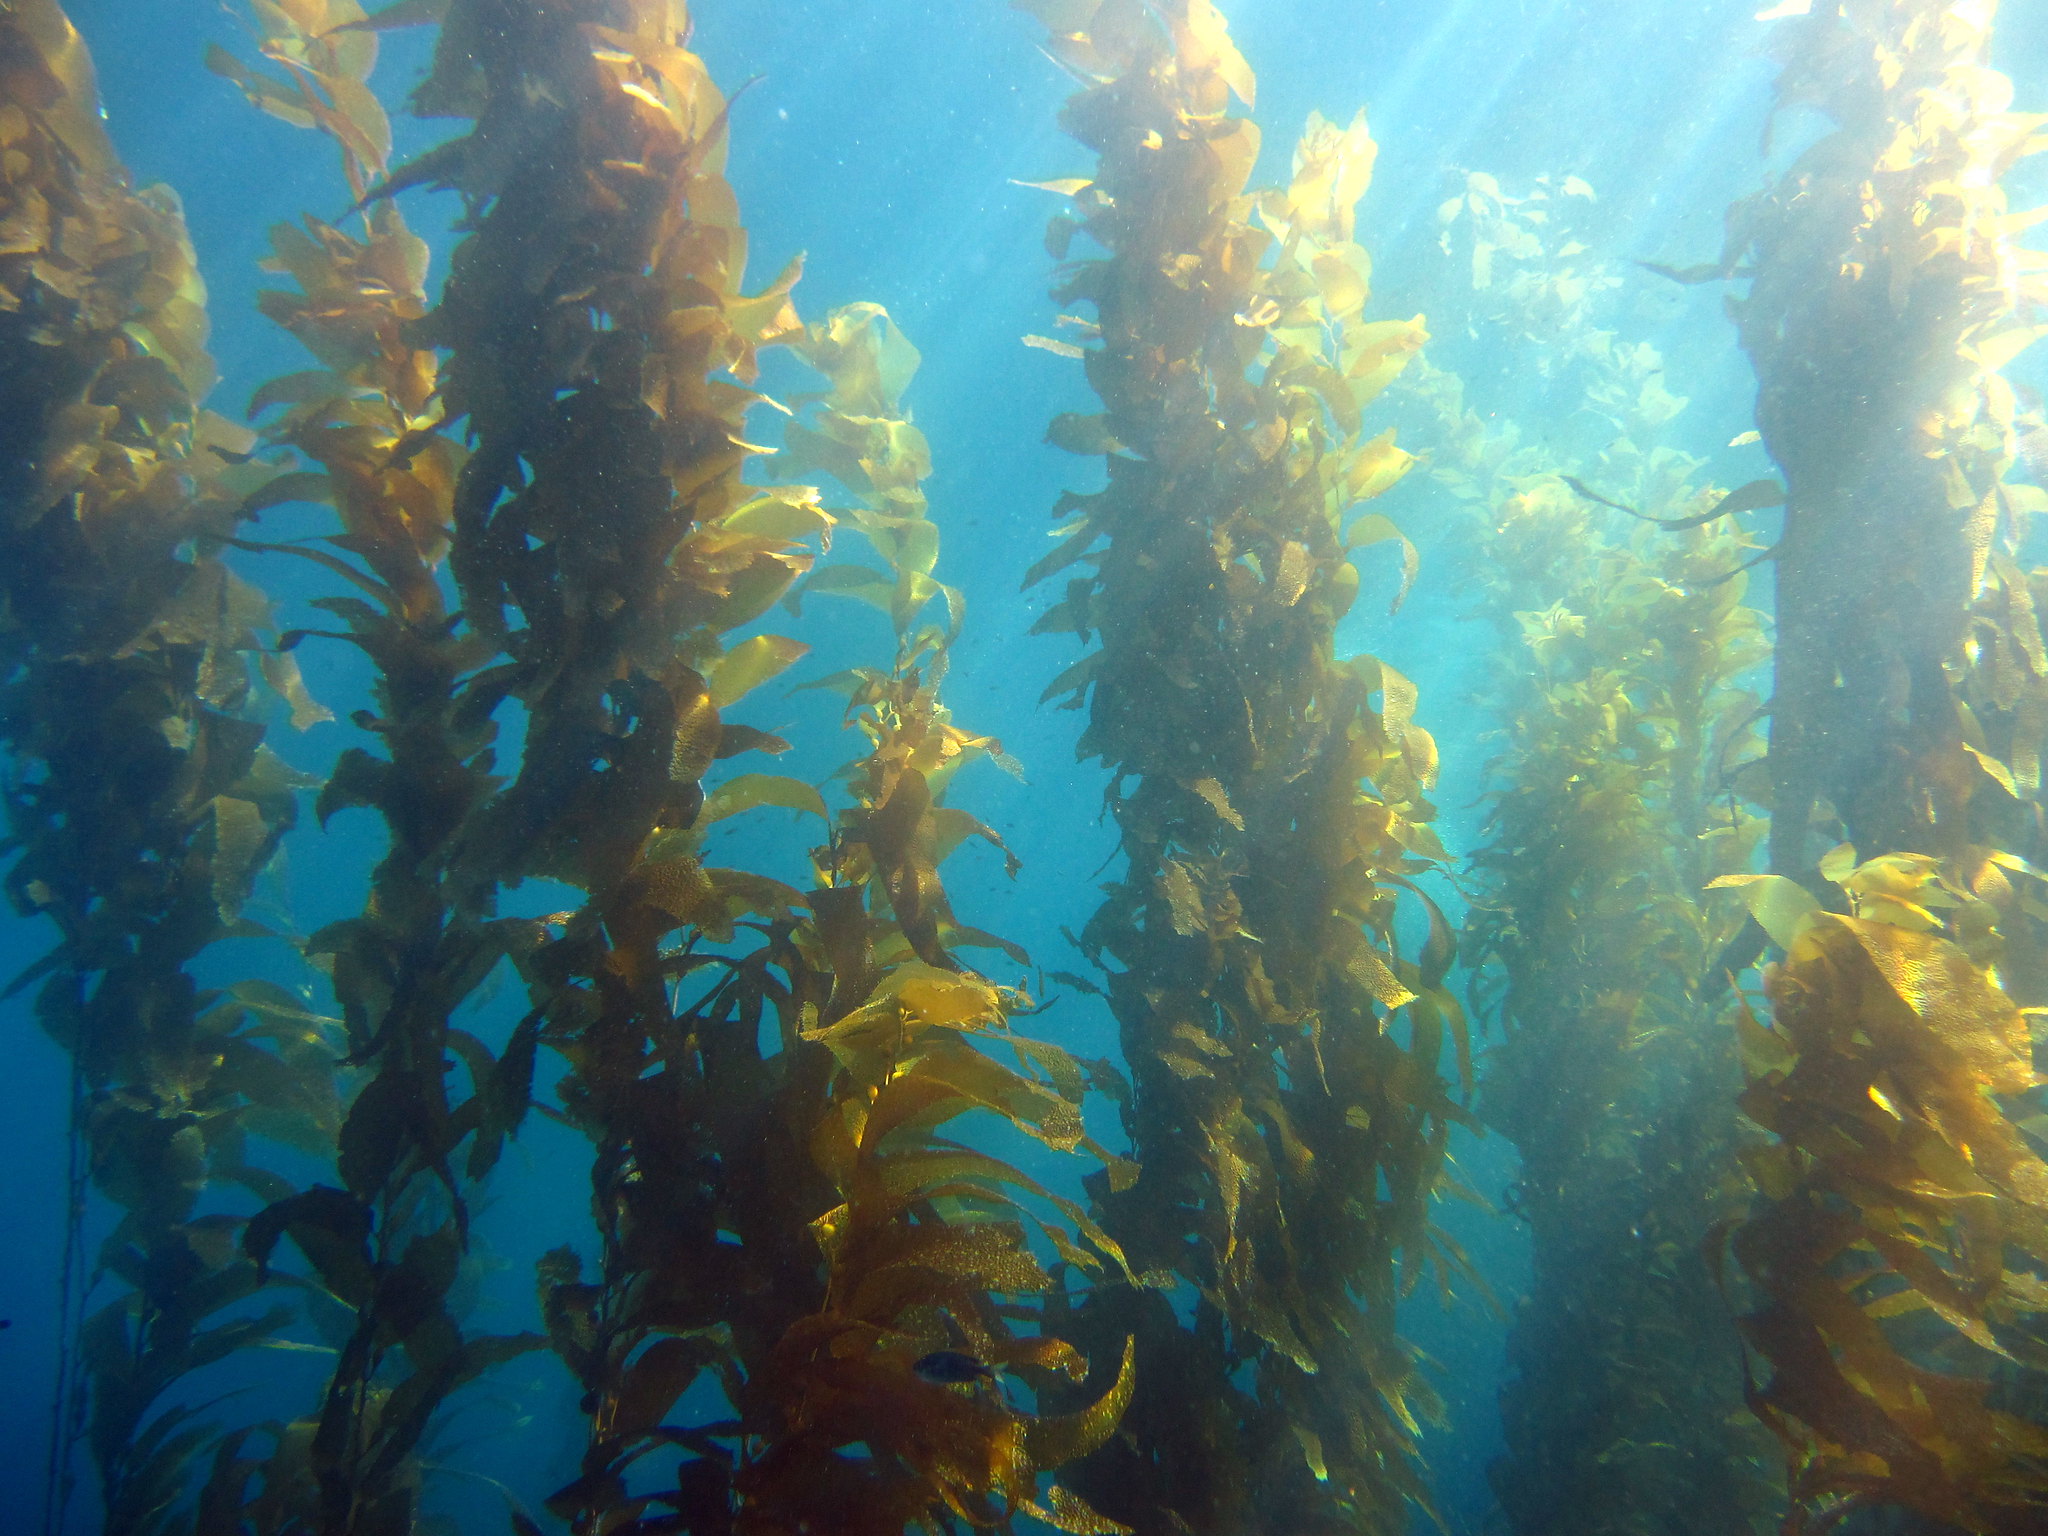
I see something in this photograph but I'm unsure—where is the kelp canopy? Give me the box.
[6,2,2048,1536]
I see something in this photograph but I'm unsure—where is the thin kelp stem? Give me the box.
[45,1053,91,1536]
[1011,3,1469,1530]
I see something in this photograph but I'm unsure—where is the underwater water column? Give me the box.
[1011,2,1469,1531]
[1711,1,2048,1530]
[0,3,338,1528]
[1409,173,1781,1534]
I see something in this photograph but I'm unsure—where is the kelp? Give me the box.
[1417,173,1780,1536]
[1716,860,2048,1533]
[766,305,1142,1533]
[0,3,337,1529]
[201,6,548,1530]
[1720,0,2048,889]
[1010,3,1468,1530]
[277,4,1134,1528]
[1709,2,2048,1529]
[522,296,1134,1532]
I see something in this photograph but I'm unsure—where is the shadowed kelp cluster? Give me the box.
[10,1,2048,1535]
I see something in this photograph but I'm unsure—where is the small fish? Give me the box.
[912,1349,995,1385]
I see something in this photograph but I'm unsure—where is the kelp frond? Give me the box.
[1011,2,1463,1530]
[1721,3,2048,1528]
[1417,165,1780,1536]
[0,2,327,1527]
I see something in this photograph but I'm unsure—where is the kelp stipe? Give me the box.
[1011,3,1469,1530]
[204,5,549,1528]
[1419,173,1779,1536]
[0,4,336,1529]
[1704,1,2048,1528]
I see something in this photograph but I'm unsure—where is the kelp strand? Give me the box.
[1011,2,1468,1530]
[0,2,334,1528]
[1421,172,1778,1536]
[1715,1,2048,1529]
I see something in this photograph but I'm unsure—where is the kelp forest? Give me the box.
[4,1,2048,1534]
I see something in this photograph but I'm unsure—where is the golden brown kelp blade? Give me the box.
[1717,865,2048,1532]
[1011,3,1462,1530]
[728,302,1136,1536]
[0,2,329,1528]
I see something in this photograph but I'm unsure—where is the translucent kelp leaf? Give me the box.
[1189,774,1244,829]
[1025,1336,1137,1469]
[670,683,722,783]
[1029,1485,1133,1535]
[1159,860,1204,935]
[1343,937,1416,1011]
[627,855,719,926]
[1347,428,1415,501]
[1818,841,1860,884]
[1709,873,1821,952]
[1025,333,1086,359]
[793,562,895,616]
[1345,512,1419,612]
[849,1223,1053,1309]
[209,795,270,921]
[700,772,828,826]
[258,649,334,731]
[1273,540,1311,605]
[707,634,809,707]
[1023,518,1103,591]
[335,0,451,32]
[1840,916,2039,1096]
[725,486,835,544]
[1176,0,1255,106]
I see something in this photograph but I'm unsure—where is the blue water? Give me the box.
[9,2,2048,1532]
